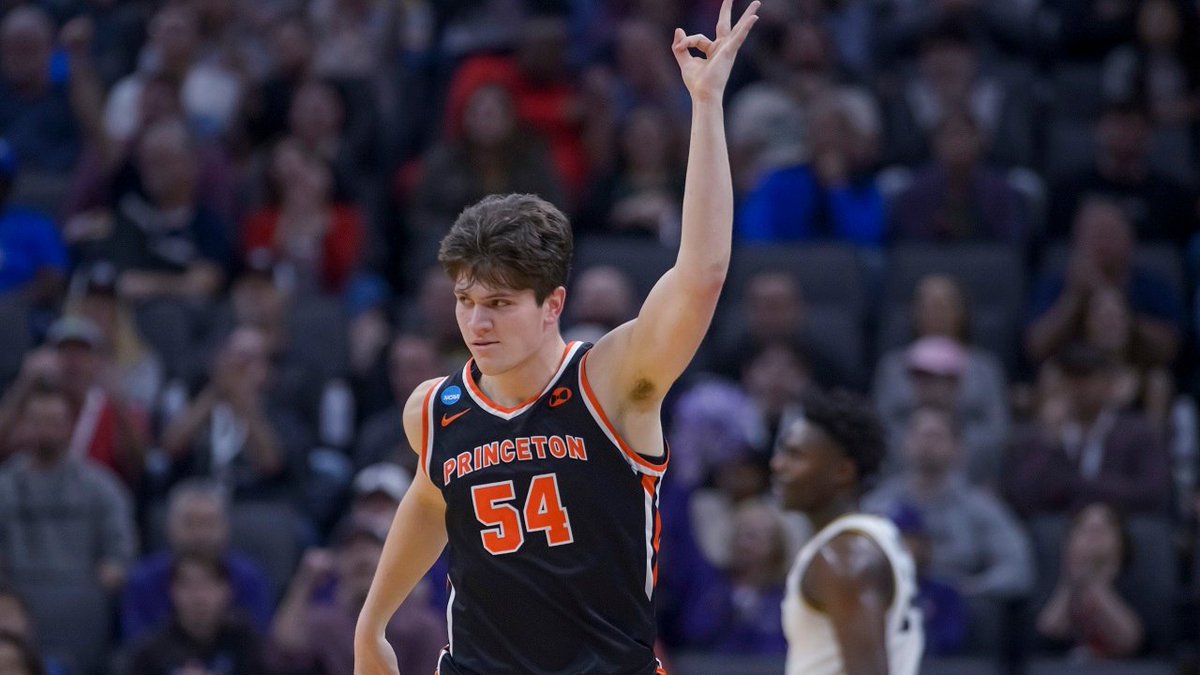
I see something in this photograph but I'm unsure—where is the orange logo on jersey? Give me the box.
[548,387,572,408]
[441,409,470,427]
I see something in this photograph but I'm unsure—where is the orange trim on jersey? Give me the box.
[418,377,446,480]
[463,342,578,415]
[579,351,668,475]
[642,474,663,586]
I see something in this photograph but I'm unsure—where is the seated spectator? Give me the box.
[564,266,637,345]
[67,117,232,303]
[1027,197,1182,367]
[890,110,1029,245]
[0,6,90,173]
[0,631,46,675]
[240,138,364,296]
[404,266,468,368]
[881,20,1032,168]
[0,140,67,309]
[1037,502,1144,659]
[265,517,445,675]
[1006,344,1171,517]
[608,17,692,122]
[243,16,315,147]
[354,335,440,472]
[104,4,241,144]
[580,106,684,243]
[0,385,136,590]
[890,505,969,656]
[286,78,378,199]
[865,406,1034,601]
[122,480,272,642]
[409,83,563,237]
[1047,101,1196,247]
[0,586,65,675]
[711,271,848,388]
[125,553,265,675]
[1103,0,1200,128]
[875,275,1009,483]
[737,90,885,246]
[66,262,165,412]
[162,326,314,501]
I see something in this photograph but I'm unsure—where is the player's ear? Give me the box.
[543,286,567,323]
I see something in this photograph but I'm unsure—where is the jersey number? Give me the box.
[471,474,574,555]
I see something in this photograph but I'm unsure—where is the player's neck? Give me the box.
[477,335,569,407]
[806,493,859,533]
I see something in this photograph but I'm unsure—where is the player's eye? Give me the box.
[492,299,510,308]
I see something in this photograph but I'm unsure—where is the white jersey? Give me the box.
[782,514,924,675]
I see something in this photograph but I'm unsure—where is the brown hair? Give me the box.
[438,193,573,303]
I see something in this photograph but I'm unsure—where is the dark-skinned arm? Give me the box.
[801,532,896,675]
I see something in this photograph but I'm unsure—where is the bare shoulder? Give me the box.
[401,377,446,456]
[803,531,894,609]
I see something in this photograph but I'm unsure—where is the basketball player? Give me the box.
[353,2,760,674]
[772,389,924,675]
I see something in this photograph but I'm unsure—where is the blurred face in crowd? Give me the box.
[289,80,344,146]
[745,272,802,342]
[222,327,272,392]
[920,38,976,98]
[0,595,30,638]
[913,275,968,340]
[388,335,439,403]
[462,84,516,149]
[137,119,197,207]
[418,267,462,347]
[151,6,200,72]
[22,393,72,463]
[729,502,789,583]
[570,266,635,331]
[272,18,313,77]
[55,341,102,396]
[231,273,288,349]
[1073,200,1134,279]
[615,19,662,90]
[337,535,384,606]
[0,8,52,92]
[1067,503,1125,575]
[903,407,960,478]
[171,559,232,642]
[743,344,808,420]
[168,492,229,558]
[1138,0,1182,48]
[622,106,676,173]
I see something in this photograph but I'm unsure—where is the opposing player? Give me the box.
[771,389,924,675]
[353,2,760,673]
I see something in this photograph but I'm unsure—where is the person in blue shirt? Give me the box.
[121,479,272,642]
[0,139,67,307]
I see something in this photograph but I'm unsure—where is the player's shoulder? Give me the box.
[402,377,448,437]
[808,529,894,594]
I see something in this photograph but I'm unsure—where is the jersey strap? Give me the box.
[577,350,668,477]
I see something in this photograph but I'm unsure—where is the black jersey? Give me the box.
[420,341,668,675]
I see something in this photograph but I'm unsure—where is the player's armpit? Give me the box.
[802,533,894,675]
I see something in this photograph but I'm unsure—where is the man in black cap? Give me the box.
[1005,342,1170,517]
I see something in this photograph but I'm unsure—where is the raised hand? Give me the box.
[671,0,760,103]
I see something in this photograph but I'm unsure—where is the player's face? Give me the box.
[454,279,565,376]
[771,419,853,513]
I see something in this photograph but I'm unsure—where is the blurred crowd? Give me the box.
[0,0,1198,673]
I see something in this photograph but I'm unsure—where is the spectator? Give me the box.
[0,585,65,675]
[737,89,886,246]
[890,109,1029,244]
[286,78,377,197]
[1027,197,1182,367]
[409,83,563,236]
[865,406,1034,601]
[243,16,315,146]
[240,138,364,295]
[1103,0,1200,127]
[710,271,849,388]
[0,140,68,309]
[1047,101,1196,247]
[125,553,265,675]
[1037,502,1144,659]
[0,385,136,590]
[564,266,637,344]
[609,17,692,121]
[104,4,242,143]
[67,117,233,303]
[66,262,165,412]
[0,7,96,173]
[874,275,1009,483]
[122,479,272,642]
[353,335,440,472]
[0,631,45,675]
[264,518,445,675]
[162,326,314,501]
[404,266,467,368]
[1006,343,1171,517]
[347,464,411,535]
[580,105,684,243]
[890,505,969,656]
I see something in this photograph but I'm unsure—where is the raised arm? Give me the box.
[355,377,448,675]
[588,0,759,409]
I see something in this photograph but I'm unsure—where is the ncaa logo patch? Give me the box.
[441,386,462,406]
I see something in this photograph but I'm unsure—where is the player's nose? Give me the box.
[467,305,494,332]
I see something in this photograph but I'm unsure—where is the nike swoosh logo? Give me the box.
[441,409,470,427]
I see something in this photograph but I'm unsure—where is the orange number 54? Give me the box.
[471,474,574,555]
